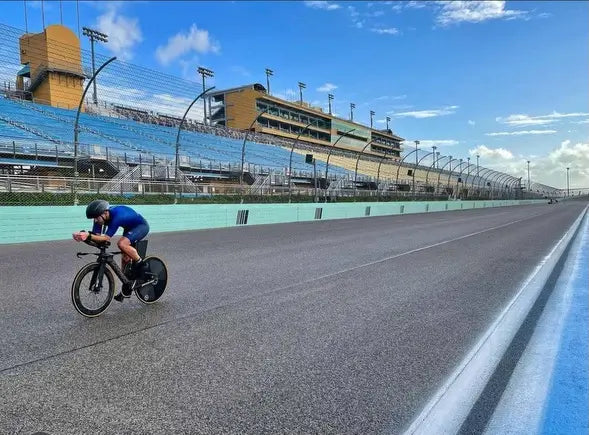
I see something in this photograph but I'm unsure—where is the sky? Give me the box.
[1,0,588,189]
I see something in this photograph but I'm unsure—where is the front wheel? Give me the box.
[135,256,168,304]
[71,263,115,317]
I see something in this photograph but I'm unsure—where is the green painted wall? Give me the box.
[0,200,544,244]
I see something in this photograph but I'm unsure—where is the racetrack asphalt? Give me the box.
[0,201,587,434]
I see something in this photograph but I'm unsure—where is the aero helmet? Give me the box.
[86,199,110,219]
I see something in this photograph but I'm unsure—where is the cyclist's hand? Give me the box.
[72,231,88,242]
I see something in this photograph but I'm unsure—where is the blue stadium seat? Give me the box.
[0,96,350,177]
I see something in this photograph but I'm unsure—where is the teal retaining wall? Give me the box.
[0,200,544,244]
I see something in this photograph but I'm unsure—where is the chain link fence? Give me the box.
[0,23,561,206]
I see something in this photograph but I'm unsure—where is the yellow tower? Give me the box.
[17,24,85,110]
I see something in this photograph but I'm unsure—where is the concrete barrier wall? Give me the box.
[0,200,544,244]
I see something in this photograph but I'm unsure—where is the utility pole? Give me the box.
[82,27,108,105]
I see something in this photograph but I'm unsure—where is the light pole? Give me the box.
[265,68,273,94]
[287,122,314,202]
[73,56,117,205]
[566,167,570,196]
[328,93,334,115]
[197,66,214,125]
[476,154,480,178]
[413,140,420,196]
[324,128,356,200]
[370,110,375,129]
[82,27,108,105]
[175,86,215,181]
[527,160,530,192]
[298,82,306,104]
[432,145,437,168]
[386,116,391,131]
[350,103,355,121]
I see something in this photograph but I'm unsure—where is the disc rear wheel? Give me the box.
[134,256,168,304]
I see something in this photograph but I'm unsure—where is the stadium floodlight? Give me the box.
[82,27,108,105]
[386,116,391,131]
[198,66,214,125]
[527,160,531,192]
[265,68,273,94]
[370,110,375,129]
[328,93,334,115]
[349,102,355,121]
[298,82,306,104]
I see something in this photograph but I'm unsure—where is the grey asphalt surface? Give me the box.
[0,201,586,434]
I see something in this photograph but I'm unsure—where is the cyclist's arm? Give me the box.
[88,233,110,243]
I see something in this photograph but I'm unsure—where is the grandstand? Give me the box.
[0,22,558,202]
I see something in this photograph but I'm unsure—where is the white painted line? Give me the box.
[401,206,588,435]
[293,211,549,286]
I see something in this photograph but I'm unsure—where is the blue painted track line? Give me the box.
[540,219,588,434]
[484,213,588,434]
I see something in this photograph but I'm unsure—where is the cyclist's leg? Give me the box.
[122,223,150,273]
[118,237,139,272]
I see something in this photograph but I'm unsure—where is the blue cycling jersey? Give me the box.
[92,205,148,238]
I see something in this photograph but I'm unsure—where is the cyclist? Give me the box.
[73,199,149,302]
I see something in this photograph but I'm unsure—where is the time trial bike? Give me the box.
[71,239,168,317]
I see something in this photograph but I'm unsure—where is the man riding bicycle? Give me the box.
[73,199,149,302]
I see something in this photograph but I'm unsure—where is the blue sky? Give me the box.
[2,0,588,189]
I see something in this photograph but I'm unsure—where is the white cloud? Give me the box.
[304,1,341,11]
[371,27,400,35]
[95,5,143,61]
[317,83,337,92]
[28,1,53,10]
[407,1,427,9]
[572,119,589,124]
[436,1,528,26]
[469,140,589,189]
[468,120,475,126]
[486,130,557,136]
[275,89,298,102]
[415,139,460,147]
[470,145,515,161]
[156,24,220,66]
[496,111,589,126]
[389,105,458,118]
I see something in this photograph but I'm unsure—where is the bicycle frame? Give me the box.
[77,241,158,290]
[77,243,131,288]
